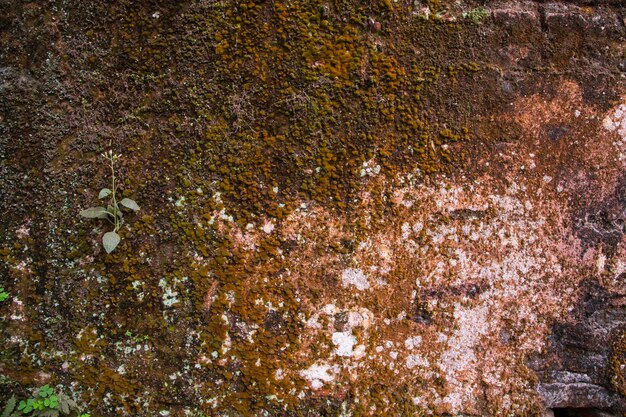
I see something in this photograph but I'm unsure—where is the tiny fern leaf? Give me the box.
[58,400,69,415]
[56,394,72,415]
[1,396,16,417]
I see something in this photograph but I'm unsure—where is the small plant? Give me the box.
[80,150,140,253]
[462,7,489,23]
[1,385,85,417]
[0,287,8,302]
[124,330,149,343]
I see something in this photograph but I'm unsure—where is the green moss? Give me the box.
[610,328,626,398]
[0,0,505,414]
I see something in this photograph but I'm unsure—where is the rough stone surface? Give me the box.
[531,280,626,413]
[0,0,625,416]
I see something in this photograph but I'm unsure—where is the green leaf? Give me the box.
[120,198,140,211]
[102,231,121,253]
[79,207,109,219]
[1,395,16,417]
[98,188,112,199]
[17,401,25,411]
[39,386,52,398]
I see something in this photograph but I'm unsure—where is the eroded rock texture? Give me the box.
[0,0,625,416]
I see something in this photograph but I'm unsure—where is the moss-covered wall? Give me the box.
[1,0,625,416]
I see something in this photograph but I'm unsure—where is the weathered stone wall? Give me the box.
[1,0,625,416]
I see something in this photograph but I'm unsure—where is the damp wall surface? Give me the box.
[1,0,625,416]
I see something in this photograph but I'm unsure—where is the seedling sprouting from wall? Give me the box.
[80,150,140,253]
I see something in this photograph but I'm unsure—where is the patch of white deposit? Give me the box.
[404,336,422,350]
[406,354,429,369]
[332,331,358,357]
[604,103,626,163]
[341,268,370,290]
[347,309,373,330]
[360,159,381,177]
[439,303,490,411]
[262,221,275,234]
[603,103,626,136]
[401,222,411,239]
[300,363,337,389]
[158,278,179,307]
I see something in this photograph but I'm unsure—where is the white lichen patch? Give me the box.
[159,278,179,308]
[341,268,370,290]
[603,103,626,137]
[404,336,422,350]
[332,331,357,357]
[262,220,275,234]
[346,308,373,330]
[360,159,381,177]
[438,303,490,410]
[603,102,626,163]
[405,353,429,369]
[300,363,337,389]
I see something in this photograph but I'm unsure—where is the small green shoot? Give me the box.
[2,385,85,416]
[462,7,489,24]
[80,150,140,253]
[0,287,9,302]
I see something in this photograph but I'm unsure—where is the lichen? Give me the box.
[1,0,625,416]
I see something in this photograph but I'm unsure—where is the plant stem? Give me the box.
[110,154,119,232]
